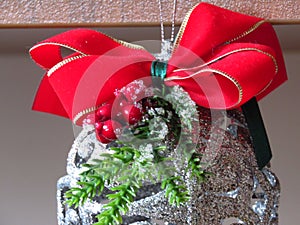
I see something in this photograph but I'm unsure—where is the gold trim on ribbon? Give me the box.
[29,42,89,56]
[93,31,146,50]
[31,34,145,124]
[172,3,199,53]
[226,20,266,44]
[29,37,145,55]
[73,65,244,124]
[167,68,243,108]
[73,105,100,124]
[47,55,88,77]
[165,47,278,108]
[206,68,243,108]
[256,79,274,96]
[111,37,146,50]
[171,47,278,75]
[172,4,267,55]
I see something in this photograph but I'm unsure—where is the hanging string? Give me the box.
[170,0,177,42]
[158,0,177,43]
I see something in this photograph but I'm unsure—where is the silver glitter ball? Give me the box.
[57,108,280,225]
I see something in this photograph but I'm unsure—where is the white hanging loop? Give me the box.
[157,0,177,61]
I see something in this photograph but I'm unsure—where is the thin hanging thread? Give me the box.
[158,0,177,43]
[170,0,177,42]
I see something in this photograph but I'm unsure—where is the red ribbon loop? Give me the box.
[30,3,287,125]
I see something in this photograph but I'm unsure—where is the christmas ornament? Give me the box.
[57,104,280,225]
[30,2,287,225]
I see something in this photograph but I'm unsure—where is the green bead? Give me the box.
[151,60,167,80]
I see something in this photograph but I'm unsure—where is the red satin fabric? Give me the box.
[30,3,287,124]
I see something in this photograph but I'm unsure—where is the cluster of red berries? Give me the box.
[93,100,143,144]
[84,81,151,144]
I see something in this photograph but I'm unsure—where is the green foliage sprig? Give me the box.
[65,158,123,208]
[65,87,212,225]
[161,176,190,206]
[95,175,140,225]
[187,153,212,182]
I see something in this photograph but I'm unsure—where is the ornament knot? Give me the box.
[151,60,168,80]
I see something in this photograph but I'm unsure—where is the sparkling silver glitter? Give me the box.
[57,96,280,225]
[221,217,245,224]
[262,168,277,187]
[149,116,169,139]
[154,40,173,61]
[138,144,154,163]
[216,187,240,199]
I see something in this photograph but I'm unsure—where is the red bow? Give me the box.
[30,3,286,125]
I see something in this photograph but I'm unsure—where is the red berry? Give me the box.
[122,104,142,125]
[101,120,117,139]
[95,120,122,144]
[96,104,112,122]
[95,121,103,131]
[96,132,111,144]
[95,120,116,143]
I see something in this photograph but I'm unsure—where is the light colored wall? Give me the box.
[260,51,300,224]
[0,27,299,225]
[0,53,73,225]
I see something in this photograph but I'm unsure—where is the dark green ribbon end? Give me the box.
[241,97,272,170]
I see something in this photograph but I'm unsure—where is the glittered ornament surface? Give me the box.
[57,107,280,225]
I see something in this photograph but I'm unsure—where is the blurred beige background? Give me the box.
[0,26,299,225]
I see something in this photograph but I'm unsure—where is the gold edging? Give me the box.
[29,35,146,58]
[226,20,266,44]
[172,4,267,54]
[29,42,88,56]
[202,68,243,108]
[173,47,278,74]
[72,67,243,122]
[166,47,278,108]
[31,32,146,124]
[166,68,243,108]
[111,37,146,50]
[256,79,273,96]
[73,105,101,124]
[172,3,199,54]
[47,55,88,77]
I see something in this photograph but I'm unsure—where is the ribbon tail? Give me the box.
[32,75,68,118]
[241,97,272,170]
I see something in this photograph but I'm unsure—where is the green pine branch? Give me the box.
[64,89,213,224]
[65,143,153,225]
[94,178,140,225]
[65,172,105,208]
[187,153,212,182]
[65,147,132,209]
[161,176,190,206]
